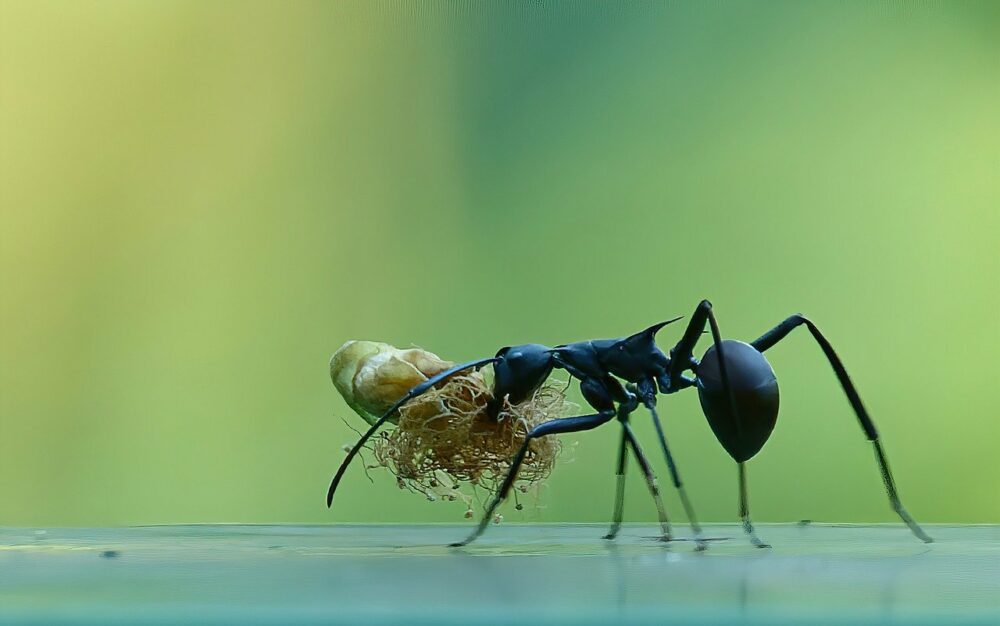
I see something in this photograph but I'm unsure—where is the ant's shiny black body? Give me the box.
[327,300,931,548]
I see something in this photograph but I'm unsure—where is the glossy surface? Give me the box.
[2,524,998,625]
[698,341,780,462]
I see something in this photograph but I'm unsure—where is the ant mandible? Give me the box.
[326,300,932,549]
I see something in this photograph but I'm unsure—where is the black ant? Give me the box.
[326,300,931,548]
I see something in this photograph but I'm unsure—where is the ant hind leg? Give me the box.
[738,462,770,548]
[752,315,931,543]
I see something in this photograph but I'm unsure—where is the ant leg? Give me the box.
[752,315,932,542]
[326,357,497,508]
[449,407,617,547]
[738,462,770,548]
[603,429,629,540]
[668,301,738,406]
[634,381,706,550]
[671,301,762,546]
[620,418,673,542]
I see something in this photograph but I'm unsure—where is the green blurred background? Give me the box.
[1,1,997,527]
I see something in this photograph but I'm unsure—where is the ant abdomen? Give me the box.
[697,340,780,463]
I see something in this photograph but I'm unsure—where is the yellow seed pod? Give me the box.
[329,340,453,425]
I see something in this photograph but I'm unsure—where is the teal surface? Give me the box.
[2,524,997,625]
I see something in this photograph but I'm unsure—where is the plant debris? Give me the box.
[330,341,574,512]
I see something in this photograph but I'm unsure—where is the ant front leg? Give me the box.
[450,377,618,547]
[752,315,932,543]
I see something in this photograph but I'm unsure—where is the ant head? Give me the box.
[489,343,555,418]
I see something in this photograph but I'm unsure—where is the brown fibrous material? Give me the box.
[369,370,574,508]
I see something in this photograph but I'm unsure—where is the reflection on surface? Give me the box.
[1,524,996,624]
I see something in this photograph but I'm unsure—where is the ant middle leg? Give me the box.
[604,408,676,542]
[605,378,674,542]
[603,428,629,540]
[620,418,674,542]
[634,379,706,549]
